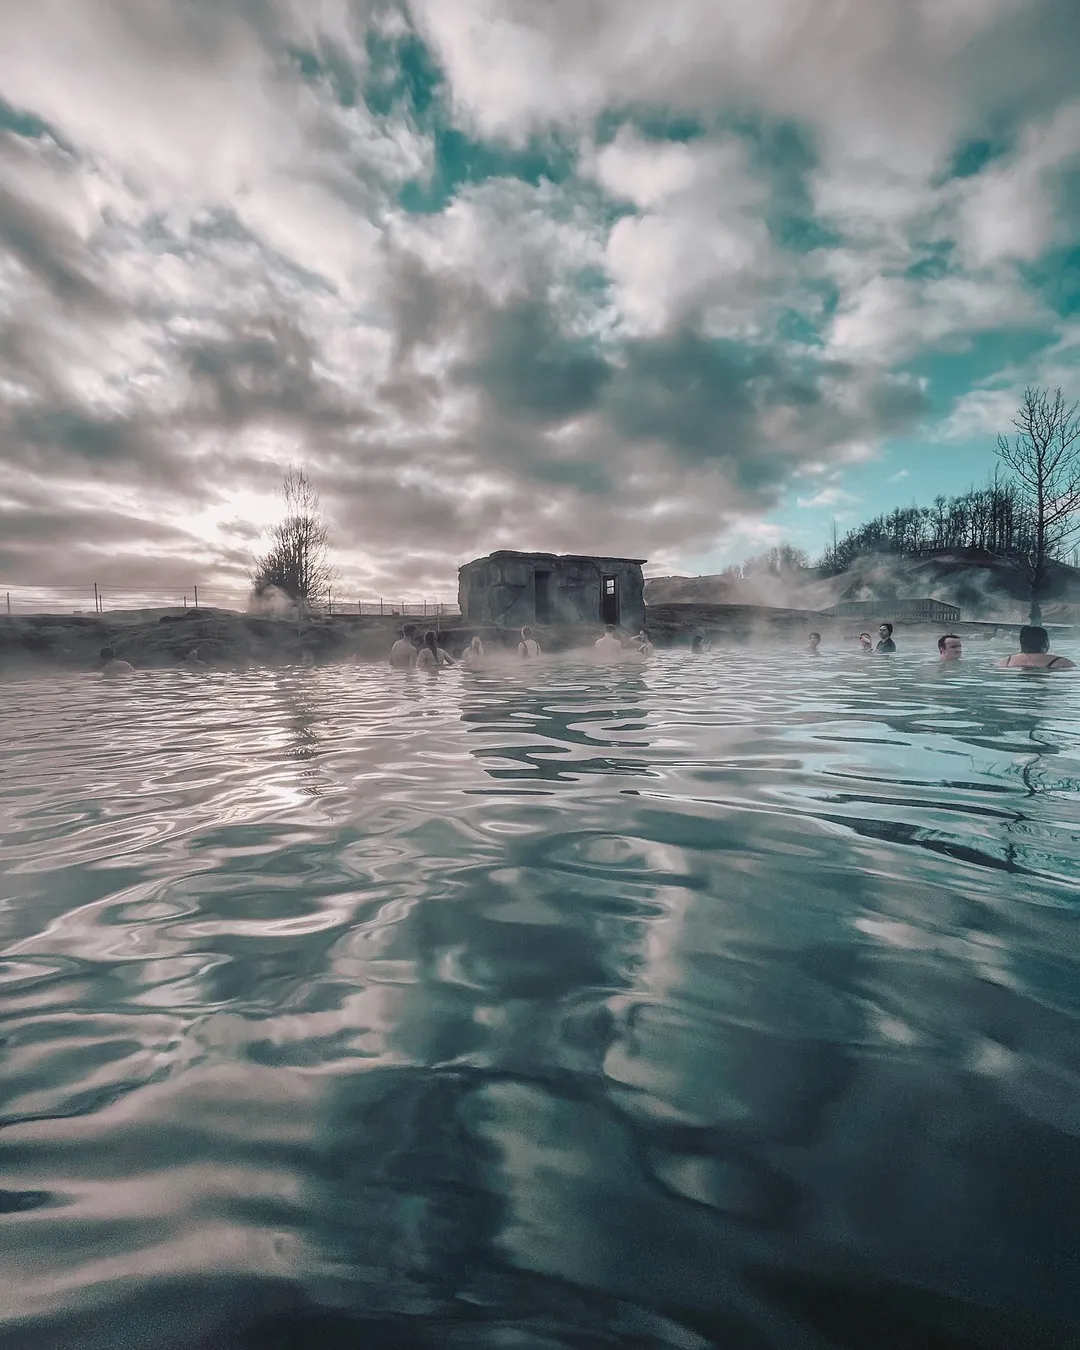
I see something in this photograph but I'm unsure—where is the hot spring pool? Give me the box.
[1,646,1079,1348]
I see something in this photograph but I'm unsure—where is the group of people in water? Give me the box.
[797,623,1074,670]
[98,623,1074,678]
[388,623,655,669]
[388,620,1072,671]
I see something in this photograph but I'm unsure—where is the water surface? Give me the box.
[2,647,1079,1348]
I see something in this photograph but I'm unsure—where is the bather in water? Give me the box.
[995,624,1075,671]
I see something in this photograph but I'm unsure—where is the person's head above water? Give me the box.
[878,623,893,638]
[604,624,616,635]
[402,624,416,640]
[100,646,115,661]
[691,635,703,652]
[422,629,438,653]
[807,631,820,645]
[521,626,533,639]
[938,633,962,660]
[858,632,872,647]
[1019,625,1050,653]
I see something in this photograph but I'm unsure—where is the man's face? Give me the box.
[878,624,890,638]
[940,636,962,661]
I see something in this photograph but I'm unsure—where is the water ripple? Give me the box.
[1,650,1079,1347]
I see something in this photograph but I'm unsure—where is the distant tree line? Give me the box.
[720,387,1080,623]
[816,468,1032,575]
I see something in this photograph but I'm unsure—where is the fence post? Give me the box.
[380,599,384,616]
[5,592,9,616]
[194,585,199,609]
[327,588,332,616]
[183,595,187,609]
[94,582,99,614]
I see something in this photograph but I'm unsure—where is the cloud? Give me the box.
[887,469,910,482]
[0,0,1077,601]
[795,486,859,509]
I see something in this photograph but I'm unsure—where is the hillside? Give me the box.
[647,550,1080,619]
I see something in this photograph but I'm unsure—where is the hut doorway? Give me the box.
[534,570,552,624]
[600,574,619,625]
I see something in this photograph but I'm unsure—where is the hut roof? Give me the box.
[462,550,647,567]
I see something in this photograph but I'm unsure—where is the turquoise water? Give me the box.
[1,648,1079,1349]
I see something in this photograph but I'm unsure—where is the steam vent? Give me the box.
[458,551,646,631]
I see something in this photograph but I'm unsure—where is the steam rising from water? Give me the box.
[248,584,300,620]
[650,551,1080,622]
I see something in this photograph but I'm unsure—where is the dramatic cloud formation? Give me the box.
[1,0,1078,602]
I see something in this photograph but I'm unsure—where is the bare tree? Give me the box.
[996,386,1080,623]
[250,467,338,609]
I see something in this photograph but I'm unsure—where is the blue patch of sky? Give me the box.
[397,127,580,214]
[593,106,708,146]
[0,94,51,139]
[1021,244,1080,319]
[363,28,439,118]
[0,93,71,151]
[726,111,843,255]
[334,24,580,214]
[902,329,1057,416]
[773,282,841,350]
[941,132,1014,183]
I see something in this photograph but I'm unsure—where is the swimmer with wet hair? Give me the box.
[415,629,454,669]
[99,646,134,678]
[858,632,873,652]
[876,623,896,653]
[937,634,962,661]
[806,631,821,654]
[635,629,654,657]
[691,635,704,654]
[518,626,541,657]
[184,648,208,669]
[995,625,1075,670]
[389,624,418,668]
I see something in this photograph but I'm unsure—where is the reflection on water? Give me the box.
[1,649,1079,1349]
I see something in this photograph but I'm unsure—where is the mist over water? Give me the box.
[1,648,1079,1349]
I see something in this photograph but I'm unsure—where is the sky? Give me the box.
[1,0,1079,604]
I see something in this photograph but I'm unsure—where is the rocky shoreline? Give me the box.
[0,608,403,674]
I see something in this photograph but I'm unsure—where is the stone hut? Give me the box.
[458,551,646,631]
